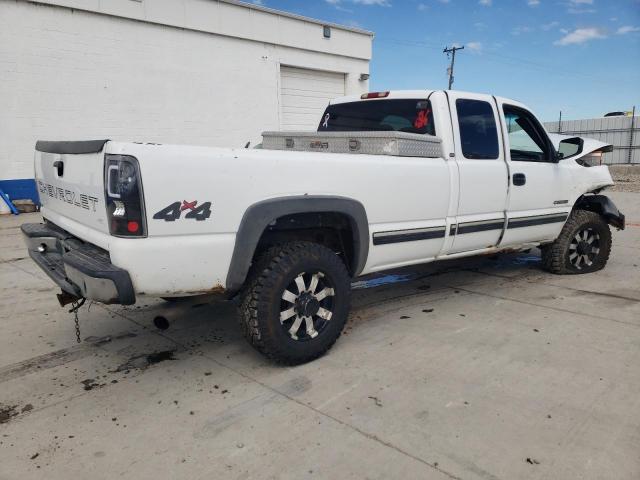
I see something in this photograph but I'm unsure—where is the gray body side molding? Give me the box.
[226,195,370,294]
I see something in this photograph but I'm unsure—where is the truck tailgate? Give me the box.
[35,140,109,234]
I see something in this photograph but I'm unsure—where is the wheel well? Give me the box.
[574,194,625,230]
[254,212,356,274]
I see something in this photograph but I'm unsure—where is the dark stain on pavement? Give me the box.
[81,378,105,391]
[0,404,18,424]
[114,350,177,372]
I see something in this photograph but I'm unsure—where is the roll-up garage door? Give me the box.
[280,66,346,130]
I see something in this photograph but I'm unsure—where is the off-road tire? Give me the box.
[541,209,611,274]
[239,242,351,365]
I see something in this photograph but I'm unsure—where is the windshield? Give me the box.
[318,99,435,135]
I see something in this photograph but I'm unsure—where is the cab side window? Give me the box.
[503,105,553,162]
[456,99,500,160]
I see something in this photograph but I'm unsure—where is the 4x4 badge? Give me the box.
[153,200,212,222]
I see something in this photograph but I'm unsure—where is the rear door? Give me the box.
[495,101,573,246]
[447,92,508,253]
[318,95,451,271]
[35,141,109,233]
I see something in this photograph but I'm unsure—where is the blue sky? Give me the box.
[253,0,639,121]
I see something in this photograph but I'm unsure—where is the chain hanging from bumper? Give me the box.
[69,298,86,343]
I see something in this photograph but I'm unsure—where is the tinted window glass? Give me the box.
[503,105,551,162]
[456,99,499,159]
[318,99,435,135]
[558,138,581,158]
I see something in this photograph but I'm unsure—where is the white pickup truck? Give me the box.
[23,89,625,363]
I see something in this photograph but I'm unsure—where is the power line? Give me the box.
[376,36,640,88]
[443,45,464,90]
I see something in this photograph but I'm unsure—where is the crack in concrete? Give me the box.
[451,285,639,329]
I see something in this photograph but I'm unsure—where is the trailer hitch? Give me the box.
[56,291,86,343]
[57,290,82,307]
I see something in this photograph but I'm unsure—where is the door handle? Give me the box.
[513,173,526,186]
[53,160,64,177]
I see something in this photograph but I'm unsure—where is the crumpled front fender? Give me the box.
[575,195,625,230]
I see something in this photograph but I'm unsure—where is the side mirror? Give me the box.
[557,137,583,161]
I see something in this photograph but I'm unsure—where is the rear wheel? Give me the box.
[239,241,351,364]
[541,209,611,274]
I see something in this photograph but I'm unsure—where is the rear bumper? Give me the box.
[22,222,135,305]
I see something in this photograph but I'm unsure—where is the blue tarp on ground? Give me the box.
[0,179,40,205]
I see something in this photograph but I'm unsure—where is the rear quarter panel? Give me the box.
[105,141,451,293]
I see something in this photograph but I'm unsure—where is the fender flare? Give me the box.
[225,195,369,294]
[574,194,625,230]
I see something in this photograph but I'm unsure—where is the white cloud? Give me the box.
[511,25,534,35]
[554,27,607,45]
[324,0,355,12]
[541,21,559,31]
[417,2,429,10]
[325,0,350,11]
[466,41,483,53]
[344,19,364,28]
[479,0,492,6]
[325,0,391,6]
[568,7,596,14]
[566,0,596,14]
[527,0,540,6]
[352,0,391,5]
[616,25,640,35]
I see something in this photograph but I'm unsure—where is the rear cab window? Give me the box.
[318,99,436,136]
[456,99,499,160]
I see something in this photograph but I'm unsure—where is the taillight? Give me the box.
[360,91,390,99]
[104,154,146,237]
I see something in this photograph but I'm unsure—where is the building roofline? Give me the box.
[220,0,375,37]
[25,0,373,59]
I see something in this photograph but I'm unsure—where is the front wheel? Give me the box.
[541,209,611,274]
[239,242,351,365]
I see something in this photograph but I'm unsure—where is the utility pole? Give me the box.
[558,111,562,133]
[443,45,464,90]
[628,105,636,164]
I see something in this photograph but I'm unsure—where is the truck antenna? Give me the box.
[443,45,464,90]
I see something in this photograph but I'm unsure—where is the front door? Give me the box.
[447,92,509,253]
[496,102,573,246]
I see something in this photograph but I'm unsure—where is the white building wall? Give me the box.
[0,0,372,180]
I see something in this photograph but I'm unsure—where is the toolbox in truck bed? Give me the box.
[261,130,443,158]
